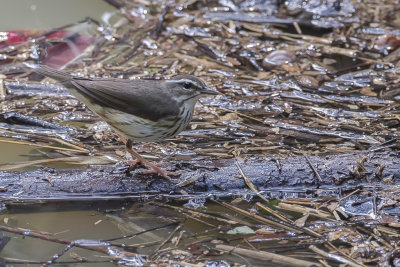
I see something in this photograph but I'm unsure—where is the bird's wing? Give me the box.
[71,78,179,121]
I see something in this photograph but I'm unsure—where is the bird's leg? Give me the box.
[114,133,179,179]
[125,139,179,180]
[114,134,140,166]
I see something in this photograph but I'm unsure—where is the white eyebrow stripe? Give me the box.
[166,79,195,84]
[166,79,201,88]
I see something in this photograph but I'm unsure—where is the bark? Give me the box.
[0,151,397,204]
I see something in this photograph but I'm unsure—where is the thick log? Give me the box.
[0,151,398,204]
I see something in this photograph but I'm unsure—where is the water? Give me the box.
[0,0,116,31]
[1,209,122,266]
[0,202,276,266]
[0,138,35,165]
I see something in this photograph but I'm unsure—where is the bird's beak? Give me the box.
[200,88,220,95]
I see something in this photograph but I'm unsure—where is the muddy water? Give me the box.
[0,138,35,164]
[1,202,280,266]
[1,209,123,266]
[0,0,116,31]
[1,207,173,266]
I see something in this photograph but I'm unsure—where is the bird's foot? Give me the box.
[141,163,180,179]
[126,159,179,180]
[125,139,178,181]
[126,159,140,165]
[126,159,140,171]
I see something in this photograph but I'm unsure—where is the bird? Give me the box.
[23,62,218,179]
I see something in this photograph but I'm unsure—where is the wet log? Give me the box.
[0,151,398,205]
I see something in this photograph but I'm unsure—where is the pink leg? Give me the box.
[125,139,179,180]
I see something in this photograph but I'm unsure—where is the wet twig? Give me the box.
[216,244,321,267]
[150,224,182,259]
[304,155,323,184]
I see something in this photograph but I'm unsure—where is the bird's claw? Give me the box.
[141,165,180,180]
[126,159,179,180]
[126,159,140,165]
[125,138,179,180]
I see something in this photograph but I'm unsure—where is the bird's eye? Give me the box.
[183,82,192,89]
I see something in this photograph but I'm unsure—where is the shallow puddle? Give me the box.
[0,202,294,266]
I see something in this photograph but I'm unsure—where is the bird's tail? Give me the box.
[23,62,73,83]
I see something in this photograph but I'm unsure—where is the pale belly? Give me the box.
[104,109,168,141]
[67,88,193,142]
[88,105,191,142]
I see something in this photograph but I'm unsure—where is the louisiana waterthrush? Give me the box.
[24,63,218,179]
